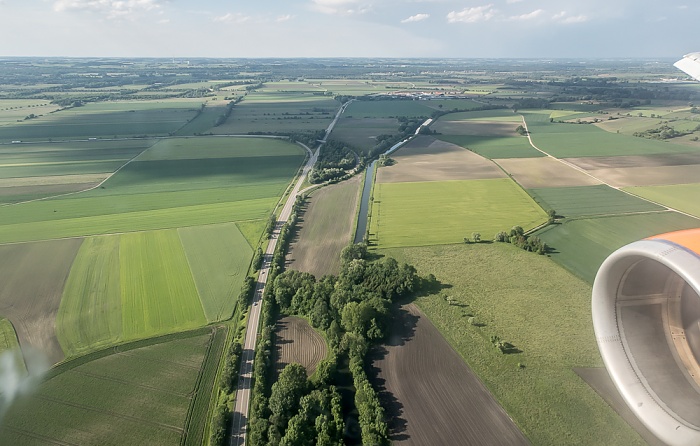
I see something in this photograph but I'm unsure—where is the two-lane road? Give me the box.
[229,144,317,446]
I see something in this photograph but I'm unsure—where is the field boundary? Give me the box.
[182,325,228,446]
[520,114,700,223]
[45,326,214,381]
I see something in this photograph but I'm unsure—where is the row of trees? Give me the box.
[494,225,548,255]
[248,196,306,445]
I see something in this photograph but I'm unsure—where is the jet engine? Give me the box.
[592,229,700,445]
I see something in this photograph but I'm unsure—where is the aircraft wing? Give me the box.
[674,52,700,81]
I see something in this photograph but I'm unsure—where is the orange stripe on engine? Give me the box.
[647,228,700,256]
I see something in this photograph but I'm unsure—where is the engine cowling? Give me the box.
[592,229,700,445]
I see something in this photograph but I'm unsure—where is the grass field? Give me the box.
[535,211,700,283]
[56,230,211,357]
[437,135,543,159]
[0,332,214,445]
[0,197,278,244]
[523,111,700,158]
[57,236,122,357]
[179,223,253,322]
[527,185,664,218]
[625,183,700,218]
[381,243,646,446]
[119,230,206,340]
[288,175,362,277]
[370,178,547,248]
[0,318,21,354]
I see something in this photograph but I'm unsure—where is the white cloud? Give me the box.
[447,4,497,23]
[276,14,294,22]
[53,0,164,19]
[214,12,251,24]
[310,0,370,15]
[401,13,430,23]
[506,0,524,3]
[552,11,588,24]
[509,9,543,21]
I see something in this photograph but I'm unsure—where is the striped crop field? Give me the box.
[119,230,206,340]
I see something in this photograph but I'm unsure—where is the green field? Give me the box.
[0,197,278,244]
[523,111,700,157]
[119,230,206,340]
[382,243,645,446]
[344,100,433,118]
[0,137,304,243]
[211,93,337,134]
[0,318,21,354]
[535,211,700,283]
[625,183,700,218]
[370,178,547,248]
[0,332,215,446]
[174,101,228,136]
[528,185,664,218]
[179,223,253,322]
[0,99,204,141]
[330,117,398,153]
[437,135,543,159]
[136,136,300,161]
[57,236,122,357]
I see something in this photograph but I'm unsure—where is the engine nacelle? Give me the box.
[592,229,700,445]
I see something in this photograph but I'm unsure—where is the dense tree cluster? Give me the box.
[494,225,548,255]
[248,242,422,446]
[309,139,357,184]
[633,123,700,140]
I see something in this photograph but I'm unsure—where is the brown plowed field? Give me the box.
[0,238,83,366]
[432,120,519,136]
[495,157,602,188]
[377,136,505,183]
[274,316,327,377]
[287,175,361,277]
[369,303,529,446]
[587,165,700,187]
[565,152,700,170]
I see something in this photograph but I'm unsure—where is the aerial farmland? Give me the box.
[0,57,699,446]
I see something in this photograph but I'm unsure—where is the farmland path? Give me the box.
[519,116,700,222]
[229,100,352,446]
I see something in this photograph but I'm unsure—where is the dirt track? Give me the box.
[370,303,529,446]
[377,136,505,183]
[0,238,83,367]
[275,316,327,376]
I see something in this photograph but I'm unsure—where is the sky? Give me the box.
[0,0,698,58]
